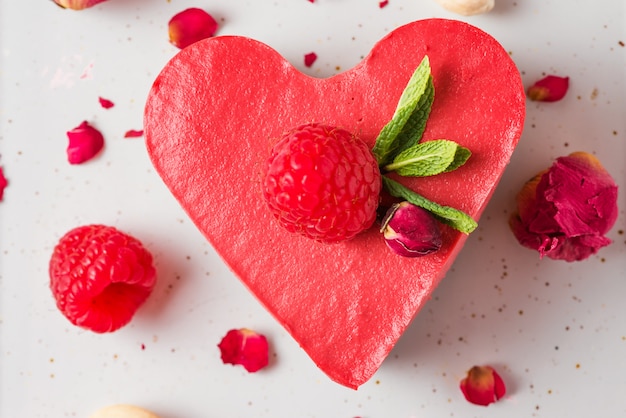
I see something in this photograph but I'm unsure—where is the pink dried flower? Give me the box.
[460,365,506,406]
[304,52,317,68]
[168,8,218,50]
[0,166,7,201]
[380,202,442,257]
[124,129,144,138]
[218,328,269,373]
[509,152,618,262]
[52,0,107,10]
[99,97,114,109]
[66,121,104,164]
[527,75,569,102]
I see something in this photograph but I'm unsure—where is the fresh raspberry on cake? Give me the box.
[49,224,157,333]
[262,123,382,243]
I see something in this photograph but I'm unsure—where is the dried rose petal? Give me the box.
[218,328,269,373]
[124,129,144,138]
[168,8,218,50]
[53,0,107,10]
[98,97,114,109]
[0,166,8,201]
[460,365,506,406]
[66,121,104,165]
[304,52,317,68]
[509,152,618,262]
[379,0,389,7]
[527,75,569,102]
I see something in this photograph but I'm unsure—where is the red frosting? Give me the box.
[144,19,525,389]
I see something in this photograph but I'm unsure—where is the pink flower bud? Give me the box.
[509,152,618,262]
[52,0,107,10]
[218,328,269,373]
[380,201,442,257]
[168,8,218,50]
[66,121,104,165]
[460,365,506,406]
[527,75,569,102]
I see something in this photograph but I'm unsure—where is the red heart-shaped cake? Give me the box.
[144,18,525,389]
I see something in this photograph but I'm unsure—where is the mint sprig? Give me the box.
[383,139,472,177]
[382,177,478,234]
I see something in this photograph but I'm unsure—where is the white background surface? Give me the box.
[1,0,625,417]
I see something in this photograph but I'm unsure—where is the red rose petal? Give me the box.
[0,166,8,201]
[168,8,218,50]
[218,328,269,373]
[98,97,115,109]
[66,121,104,165]
[124,129,144,138]
[304,52,317,68]
[460,365,506,406]
[379,0,389,7]
[527,75,569,102]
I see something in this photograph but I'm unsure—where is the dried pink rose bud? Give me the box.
[460,365,506,406]
[52,0,107,10]
[218,328,269,373]
[168,8,218,50]
[509,152,618,262]
[527,75,569,102]
[380,201,442,257]
[66,121,104,165]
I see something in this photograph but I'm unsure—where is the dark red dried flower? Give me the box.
[218,328,269,373]
[168,8,218,50]
[304,52,317,68]
[460,365,506,406]
[124,129,144,138]
[99,97,115,109]
[66,121,104,164]
[527,75,569,102]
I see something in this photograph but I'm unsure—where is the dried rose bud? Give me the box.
[168,8,218,50]
[527,75,569,102]
[218,328,269,373]
[460,365,506,406]
[380,201,442,257]
[509,152,618,262]
[66,121,104,165]
[52,0,107,10]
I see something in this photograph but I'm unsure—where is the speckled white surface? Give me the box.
[1,1,625,417]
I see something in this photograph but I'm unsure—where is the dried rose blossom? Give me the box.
[304,52,317,68]
[527,75,569,102]
[66,121,104,165]
[218,328,269,373]
[52,0,107,10]
[460,365,506,406]
[124,129,144,138]
[379,0,389,7]
[0,166,7,201]
[509,152,618,262]
[380,202,442,257]
[168,8,218,50]
[98,97,114,109]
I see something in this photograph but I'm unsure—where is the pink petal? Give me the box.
[218,328,269,373]
[66,121,104,165]
[304,52,317,68]
[379,0,389,7]
[99,97,115,109]
[527,75,569,102]
[460,365,506,406]
[53,0,107,10]
[124,129,144,138]
[0,166,8,201]
[169,8,218,50]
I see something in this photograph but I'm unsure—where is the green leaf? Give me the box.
[372,56,434,166]
[382,177,478,234]
[383,140,459,177]
[445,146,472,173]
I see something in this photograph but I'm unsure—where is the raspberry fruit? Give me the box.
[262,123,381,242]
[49,224,157,333]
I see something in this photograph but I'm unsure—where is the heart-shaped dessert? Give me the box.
[144,18,525,389]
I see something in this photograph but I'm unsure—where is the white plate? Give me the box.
[1,1,625,417]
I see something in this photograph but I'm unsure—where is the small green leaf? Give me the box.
[372,56,434,165]
[384,140,459,177]
[445,146,472,173]
[382,177,478,234]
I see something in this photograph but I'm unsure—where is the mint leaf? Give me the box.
[382,176,478,234]
[445,146,472,173]
[384,139,460,177]
[372,56,434,166]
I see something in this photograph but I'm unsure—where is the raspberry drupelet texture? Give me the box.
[262,123,382,243]
[49,224,157,333]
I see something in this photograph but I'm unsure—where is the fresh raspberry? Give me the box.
[262,123,381,242]
[49,224,157,333]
